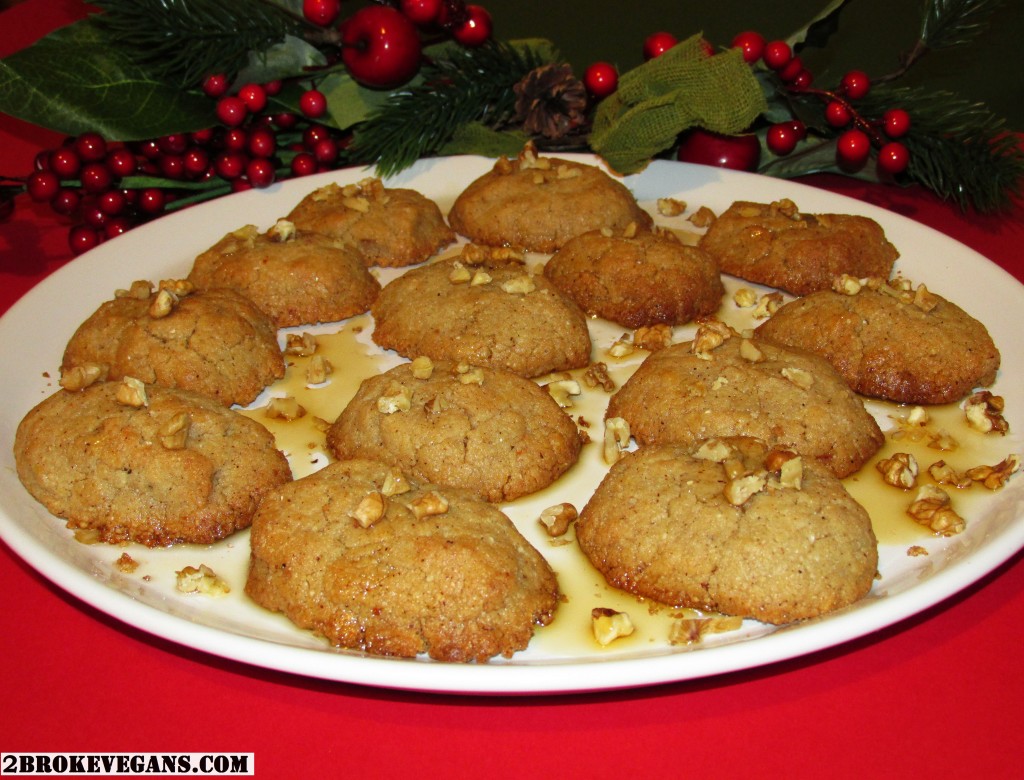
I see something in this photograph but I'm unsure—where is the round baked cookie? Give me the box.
[61,282,284,407]
[605,323,883,477]
[575,438,878,624]
[327,359,584,502]
[370,249,591,377]
[448,147,653,252]
[698,199,899,296]
[543,226,724,327]
[14,379,291,547]
[285,177,455,267]
[188,220,380,327]
[245,458,560,662]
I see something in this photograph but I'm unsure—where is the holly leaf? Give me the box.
[787,0,854,51]
[438,122,529,159]
[0,18,212,140]
[235,34,327,86]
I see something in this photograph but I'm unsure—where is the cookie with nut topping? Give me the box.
[575,437,878,624]
[754,276,1000,404]
[448,146,652,252]
[188,220,380,327]
[285,178,455,268]
[370,249,591,378]
[327,359,584,502]
[13,379,291,547]
[543,226,724,328]
[245,458,559,662]
[698,199,898,296]
[605,323,883,477]
[61,282,284,407]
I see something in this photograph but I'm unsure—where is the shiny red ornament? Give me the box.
[583,61,618,100]
[340,5,423,88]
[883,108,911,139]
[452,5,493,47]
[836,128,871,168]
[840,70,871,100]
[643,31,678,60]
[303,0,341,27]
[761,40,791,70]
[877,141,910,175]
[299,89,328,119]
[731,31,764,63]
[401,0,443,27]
[676,129,761,172]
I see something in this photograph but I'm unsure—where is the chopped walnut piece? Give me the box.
[765,448,802,488]
[494,156,515,175]
[907,545,929,557]
[657,197,687,217]
[622,221,639,239]
[267,218,297,241]
[116,377,148,408]
[343,195,371,213]
[284,332,318,356]
[470,269,492,286]
[688,206,716,228]
[266,396,306,421]
[876,452,919,489]
[723,473,767,506]
[603,417,631,464]
[927,430,960,451]
[927,460,972,489]
[633,324,673,352]
[158,411,190,450]
[501,275,536,295]
[408,490,449,519]
[148,288,178,319]
[907,484,965,536]
[753,291,784,319]
[771,198,800,218]
[377,383,413,414]
[965,454,1021,490]
[410,355,434,380]
[175,564,230,596]
[115,280,153,300]
[60,363,104,391]
[669,615,743,645]
[455,363,485,385]
[352,491,386,528]
[381,468,412,497]
[556,164,581,180]
[832,274,865,295]
[694,439,734,463]
[912,283,939,312]
[733,287,758,308]
[158,279,195,298]
[607,334,635,358]
[539,503,578,537]
[114,552,139,574]
[448,261,472,284]
[781,366,814,390]
[739,338,764,363]
[546,378,581,408]
[583,362,616,392]
[306,354,333,385]
[591,608,634,646]
[964,391,1009,434]
[691,321,731,359]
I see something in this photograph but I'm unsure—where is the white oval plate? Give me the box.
[2,155,1022,695]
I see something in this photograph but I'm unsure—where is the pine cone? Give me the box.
[513,64,587,140]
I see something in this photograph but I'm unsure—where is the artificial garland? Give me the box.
[0,0,1020,254]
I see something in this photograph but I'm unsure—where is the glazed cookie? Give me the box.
[14,379,291,547]
[285,177,455,267]
[698,199,898,295]
[575,438,878,625]
[448,146,653,252]
[245,458,560,662]
[755,276,1000,404]
[370,247,592,378]
[61,281,284,407]
[543,225,724,328]
[188,219,380,327]
[326,358,584,502]
[605,322,883,478]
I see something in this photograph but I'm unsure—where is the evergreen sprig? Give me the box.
[349,41,555,177]
[920,0,1007,51]
[91,0,305,88]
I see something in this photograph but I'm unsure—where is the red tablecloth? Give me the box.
[2,2,1023,776]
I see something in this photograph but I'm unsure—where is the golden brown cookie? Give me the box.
[543,226,724,327]
[327,359,584,502]
[698,199,898,295]
[605,322,883,477]
[14,379,291,547]
[575,438,878,625]
[370,248,592,378]
[448,146,653,252]
[188,220,380,327]
[245,458,560,662]
[61,281,284,407]
[755,277,1000,404]
[285,177,455,267]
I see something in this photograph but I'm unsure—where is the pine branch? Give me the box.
[91,0,306,88]
[350,41,554,176]
[920,0,1007,50]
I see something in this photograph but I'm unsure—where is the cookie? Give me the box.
[285,177,455,267]
[326,359,584,502]
[245,458,560,662]
[755,277,1000,404]
[370,248,592,378]
[605,322,883,477]
[448,146,653,252]
[14,379,291,547]
[188,220,380,327]
[543,226,724,327]
[698,199,898,295]
[575,437,878,624]
[61,281,284,407]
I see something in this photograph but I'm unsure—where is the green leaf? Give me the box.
[0,19,212,140]
[786,0,854,51]
[322,71,396,130]
[235,34,327,86]
[438,123,529,159]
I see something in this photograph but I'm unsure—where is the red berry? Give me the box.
[340,6,423,89]
[877,141,910,175]
[246,158,276,188]
[49,147,81,179]
[184,147,211,177]
[51,188,81,216]
[202,73,229,98]
[452,5,493,48]
[731,31,765,63]
[69,225,101,255]
[159,154,185,180]
[303,0,341,27]
[299,89,328,119]
[136,139,162,160]
[766,122,802,156]
[583,62,619,100]
[789,69,813,89]
[104,217,133,239]
[311,137,339,165]
[137,188,167,216]
[106,147,138,178]
[271,113,299,129]
[80,162,114,194]
[98,189,127,216]
[840,70,871,100]
[836,128,871,168]
[238,83,268,114]
[643,31,677,60]
[74,132,107,162]
[216,96,249,127]
[290,151,318,177]
[247,126,277,158]
[26,170,60,202]
[158,134,189,154]
[302,124,332,148]
[883,108,911,139]
[401,0,443,27]
[222,127,249,152]
[214,152,247,180]
[676,129,761,172]
[825,101,852,128]
[762,40,791,70]
[777,56,803,83]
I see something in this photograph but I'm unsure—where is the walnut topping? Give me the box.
[927,460,972,489]
[739,338,764,363]
[285,332,318,356]
[158,411,190,450]
[622,221,639,239]
[691,321,732,359]
[752,291,784,319]
[60,363,104,391]
[539,502,578,537]
[583,362,615,392]
[912,283,939,312]
[342,195,371,213]
[876,452,919,489]
[306,354,333,385]
[381,468,412,497]
[781,366,814,390]
[460,243,524,266]
[688,205,716,228]
[494,155,515,175]
[765,448,802,489]
[607,334,635,358]
[114,280,153,300]
[448,261,472,284]
[694,438,734,463]
[455,363,485,385]
[546,378,581,408]
[907,545,929,557]
[148,288,178,319]
[669,615,743,645]
[770,198,800,218]
[352,491,386,528]
[268,218,296,242]
[733,287,758,308]
[906,484,965,536]
[501,274,536,295]
[964,391,1009,434]
[833,274,865,295]
[410,355,434,380]
[657,197,687,217]
[116,377,148,408]
[377,383,413,414]
[266,396,306,421]
[470,269,492,286]
[158,279,195,298]
[965,454,1021,490]
[408,490,449,519]
[723,473,767,506]
[556,164,581,179]
[633,324,673,352]
[591,608,635,646]
[603,417,631,464]
[114,552,139,574]
[906,406,930,426]
[175,564,230,596]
